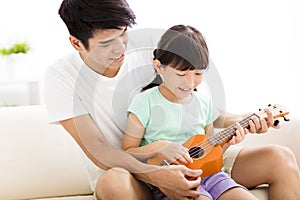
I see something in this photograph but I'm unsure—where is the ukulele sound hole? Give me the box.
[189,147,204,158]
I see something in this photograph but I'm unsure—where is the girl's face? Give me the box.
[157,65,204,101]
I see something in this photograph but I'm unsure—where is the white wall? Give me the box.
[0,0,71,80]
[128,0,300,119]
[1,0,299,119]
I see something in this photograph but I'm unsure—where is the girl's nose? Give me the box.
[185,75,195,87]
[185,73,201,88]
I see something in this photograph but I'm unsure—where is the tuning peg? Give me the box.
[273,119,280,126]
[283,116,290,122]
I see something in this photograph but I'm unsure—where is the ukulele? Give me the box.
[147,104,289,178]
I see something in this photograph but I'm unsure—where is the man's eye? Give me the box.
[99,43,111,47]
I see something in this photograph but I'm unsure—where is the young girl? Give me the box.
[122,25,257,200]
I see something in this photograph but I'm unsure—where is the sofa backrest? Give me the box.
[0,105,92,200]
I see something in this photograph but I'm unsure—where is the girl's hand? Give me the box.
[227,122,248,145]
[157,140,193,165]
[245,109,280,134]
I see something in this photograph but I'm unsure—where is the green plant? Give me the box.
[0,42,30,56]
[0,103,17,107]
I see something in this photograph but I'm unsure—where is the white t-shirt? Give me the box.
[44,37,157,189]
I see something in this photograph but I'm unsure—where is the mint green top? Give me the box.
[127,87,217,146]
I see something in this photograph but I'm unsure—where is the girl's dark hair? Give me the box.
[153,25,209,71]
[58,0,136,49]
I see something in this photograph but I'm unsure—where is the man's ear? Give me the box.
[153,59,162,72]
[69,35,85,51]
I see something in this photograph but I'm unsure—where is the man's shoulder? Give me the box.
[48,52,81,70]
[45,52,84,79]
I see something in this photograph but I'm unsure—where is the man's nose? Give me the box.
[112,37,126,53]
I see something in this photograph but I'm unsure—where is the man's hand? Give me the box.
[148,165,202,200]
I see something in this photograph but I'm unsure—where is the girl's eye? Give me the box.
[195,72,202,75]
[176,73,185,76]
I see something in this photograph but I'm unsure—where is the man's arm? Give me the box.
[60,114,160,173]
[60,114,202,199]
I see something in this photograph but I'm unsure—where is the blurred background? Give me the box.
[0,0,299,119]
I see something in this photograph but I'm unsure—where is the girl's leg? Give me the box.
[95,167,153,200]
[231,145,300,200]
[218,187,257,200]
[197,195,211,200]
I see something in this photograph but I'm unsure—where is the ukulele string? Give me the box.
[164,107,283,164]
[210,115,253,145]
[213,116,253,144]
[188,117,250,158]
[188,114,255,158]
[162,118,249,165]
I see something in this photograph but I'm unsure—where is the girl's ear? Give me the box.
[153,59,162,72]
[69,35,85,51]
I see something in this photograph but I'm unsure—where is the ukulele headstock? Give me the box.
[258,104,290,122]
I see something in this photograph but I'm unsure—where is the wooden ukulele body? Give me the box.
[148,134,223,178]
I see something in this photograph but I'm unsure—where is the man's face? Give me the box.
[81,27,128,77]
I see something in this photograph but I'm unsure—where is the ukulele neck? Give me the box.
[209,113,259,146]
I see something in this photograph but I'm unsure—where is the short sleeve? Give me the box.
[43,66,87,124]
[194,83,220,126]
[127,93,150,128]
[206,97,220,125]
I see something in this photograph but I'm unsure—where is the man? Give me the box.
[44,0,300,199]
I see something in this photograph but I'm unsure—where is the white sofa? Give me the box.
[0,105,299,200]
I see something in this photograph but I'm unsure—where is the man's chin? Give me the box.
[105,60,124,72]
[112,60,124,68]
